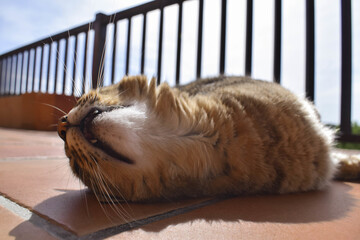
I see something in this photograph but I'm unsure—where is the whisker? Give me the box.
[52,37,83,98]
[106,179,136,222]
[97,171,132,221]
[54,56,70,94]
[70,56,82,100]
[41,103,67,115]
[97,16,114,89]
[80,173,90,217]
[92,168,127,220]
[89,179,113,222]
[67,32,83,98]
[89,167,127,223]
[86,22,93,91]
[99,166,134,217]
[98,46,106,89]
[89,156,133,222]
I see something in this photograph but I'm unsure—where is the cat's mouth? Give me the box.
[79,108,134,164]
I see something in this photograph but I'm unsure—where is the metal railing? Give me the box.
[0,0,357,142]
[0,22,91,96]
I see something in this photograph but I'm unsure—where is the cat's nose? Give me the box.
[58,115,69,141]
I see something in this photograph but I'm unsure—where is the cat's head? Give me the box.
[58,76,222,202]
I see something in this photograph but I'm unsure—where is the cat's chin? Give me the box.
[66,127,134,165]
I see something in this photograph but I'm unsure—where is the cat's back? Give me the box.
[179,76,334,193]
[178,76,307,120]
[177,76,297,106]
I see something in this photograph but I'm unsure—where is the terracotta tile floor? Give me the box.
[0,127,360,239]
[0,205,56,240]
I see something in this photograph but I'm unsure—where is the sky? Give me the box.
[0,0,359,125]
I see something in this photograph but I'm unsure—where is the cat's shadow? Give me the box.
[9,182,357,239]
[141,181,357,232]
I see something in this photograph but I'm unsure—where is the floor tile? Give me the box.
[116,181,360,240]
[1,127,359,239]
[0,158,211,236]
[0,128,65,159]
[0,206,56,240]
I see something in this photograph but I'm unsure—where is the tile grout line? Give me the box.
[81,198,223,240]
[0,194,78,240]
[0,195,32,220]
[0,156,68,162]
[1,193,223,240]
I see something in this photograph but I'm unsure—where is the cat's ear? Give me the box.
[118,75,148,100]
[146,77,157,110]
[155,83,177,119]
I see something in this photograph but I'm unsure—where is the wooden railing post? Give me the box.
[92,13,108,89]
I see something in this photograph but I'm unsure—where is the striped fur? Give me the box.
[60,75,358,202]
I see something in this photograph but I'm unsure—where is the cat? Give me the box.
[58,75,360,202]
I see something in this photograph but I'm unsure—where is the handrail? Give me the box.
[0,23,92,59]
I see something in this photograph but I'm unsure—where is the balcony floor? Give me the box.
[0,127,359,239]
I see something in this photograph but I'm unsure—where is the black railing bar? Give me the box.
[38,46,44,92]
[0,59,3,94]
[62,38,69,94]
[338,134,360,143]
[54,42,60,93]
[0,2,178,57]
[1,59,4,94]
[126,18,132,75]
[12,56,16,94]
[82,31,88,95]
[5,57,8,94]
[175,1,183,85]
[3,59,6,94]
[14,54,18,95]
[141,13,147,74]
[32,47,37,92]
[26,50,31,93]
[305,0,315,101]
[6,57,11,94]
[8,56,13,94]
[5,57,9,93]
[72,35,78,95]
[20,53,24,94]
[12,55,17,94]
[109,0,189,23]
[3,58,8,94]
[340,0,352,135]
[245,0,253,76]
[46,43,52,93]
[0,1,190,83]
[111,22,117,83]
[157,5,164,85]
[196,0,204,78]
[7,56,14,95]
[220,0,227,75]
[9,57,12,94]
[92,13,107,89]
[1,58,5,94]
[273,0,281,83]
[0,23,91,59]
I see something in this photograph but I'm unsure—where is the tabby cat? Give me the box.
[58,75,359,202]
